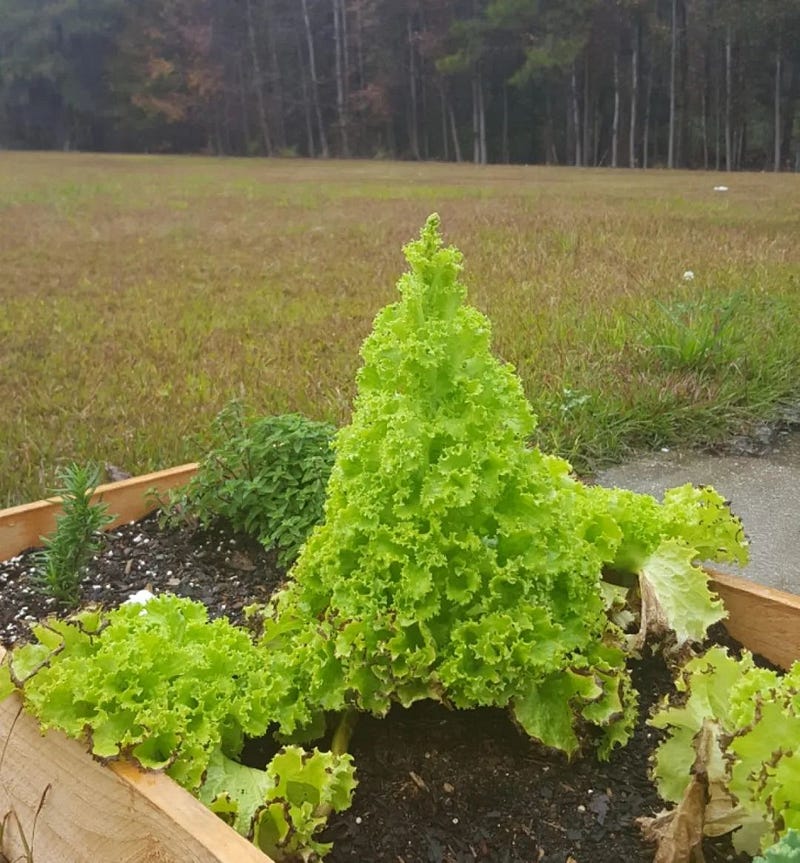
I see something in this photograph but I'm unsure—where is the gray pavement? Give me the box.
[597,433,800,595]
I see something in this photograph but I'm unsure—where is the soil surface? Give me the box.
[0,513,285,647]
[0,516,750,863]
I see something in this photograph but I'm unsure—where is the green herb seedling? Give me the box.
[170,403,335,568]
[34,462,114,607]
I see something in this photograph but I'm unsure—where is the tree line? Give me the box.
[1,0,798,170]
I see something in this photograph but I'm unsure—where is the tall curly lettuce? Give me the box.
[259,214,636,758]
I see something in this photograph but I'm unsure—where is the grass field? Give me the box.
[2,152,799,507]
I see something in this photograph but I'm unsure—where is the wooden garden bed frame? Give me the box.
[1,465,798,862]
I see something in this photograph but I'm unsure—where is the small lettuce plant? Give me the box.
[0,595,356,861]
[642,647,800,858]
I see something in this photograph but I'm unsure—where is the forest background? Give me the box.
[0,0,798,171]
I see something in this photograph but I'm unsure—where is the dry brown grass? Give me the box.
[2,153,799,505]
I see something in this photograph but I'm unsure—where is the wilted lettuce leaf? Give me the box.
[649,646,800,855]
[636,540,727,649]
[588,485,746,651]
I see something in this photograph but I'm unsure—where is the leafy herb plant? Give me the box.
[34,462,114,606]
[172,403,335,568]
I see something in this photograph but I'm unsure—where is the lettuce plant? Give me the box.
[200,745,356,861]
[1,596,274,789]
[0,595,356,861]
[646,646,800,856]
[255,215,745,760]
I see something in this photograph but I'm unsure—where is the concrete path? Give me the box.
[597,433,800,595]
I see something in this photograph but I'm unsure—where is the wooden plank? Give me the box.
[709,569,800,671]
[0,688,272,863]
[0,464,198,561]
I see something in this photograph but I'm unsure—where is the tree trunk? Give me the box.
[265,0,286,152]
[448,98,462,162]
[774,47,782,172]
[582,53,590,166]
[714,64,721,170]
[593,105,600,166]
[735,120,745,170]
[611,52,620,168]
[677,0,688,167]
[296,36,316,157]
[781,60,797,170]
[341,0,350,103]
[301,0,329,157]
[502,83,509,164]
[237,53,251,154]
[472,73,480,164]
[245,0,273,156]
[407,14,420,160]
[629,18,639,168]
[421,65,430,159]
[544,85,556,164]
[355,0,365,91]
[643,58,653,169]
[478,69,487,164]
[701,37,710,170]
[571,64,582,166]
[440,81,449,161]
[725,22,732,171]
[701,88,708,170]
[668,0,677,168]
[333,0,349,156]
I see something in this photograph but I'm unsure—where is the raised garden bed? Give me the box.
[1,467,799,863]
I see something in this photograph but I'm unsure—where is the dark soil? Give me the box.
[0,517,750,863]
[0,513,285,646]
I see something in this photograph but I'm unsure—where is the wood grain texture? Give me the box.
[0,684,272,863]
[709,569,800,670]
[0,464,198,561]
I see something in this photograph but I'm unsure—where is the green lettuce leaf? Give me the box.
[636,540,727,649]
